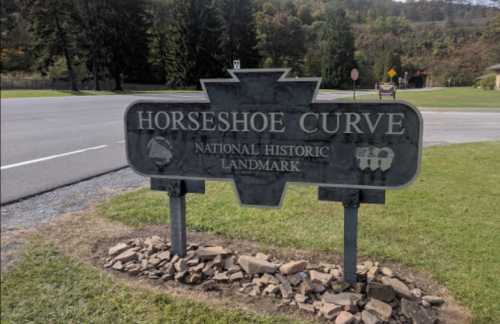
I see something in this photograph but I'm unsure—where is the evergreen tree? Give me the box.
[73,0,108,90]
[186,0,225,84]
[165,0,191,87]
[99,0,150,90]
[166,0,225,87]
[219,0,260,69]
[149,0,174,84]
[256,2,306,72]
[20,0,79,91]
[320,4,355,89]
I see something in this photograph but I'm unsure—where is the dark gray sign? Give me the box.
[125,69,422,207]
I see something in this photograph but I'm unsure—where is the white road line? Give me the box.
[0,144,108,170]
[115,140,125,144]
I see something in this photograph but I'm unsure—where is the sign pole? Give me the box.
[350,68,359,101]
[169,190,187,257]
[343,190,360,285]
[318,188,385,285]
[150,179,205,257]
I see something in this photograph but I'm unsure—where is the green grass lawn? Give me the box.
[352,87,500,108]
[0,89,118,98]
[1,242,298,324]
[0,89,197,98]
[97,142,500,323]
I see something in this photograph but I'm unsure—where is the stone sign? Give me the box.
[125,69,422,207]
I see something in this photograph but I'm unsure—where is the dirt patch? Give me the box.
[1,227,38,273]
[38,208,472,323]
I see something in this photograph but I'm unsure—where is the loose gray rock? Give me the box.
[279,260,307,275]
[287,273,304,286]
[309,270,334,285]
[361,310,383,324]
[411,288,423,298]
[175,271,187,282]
[320,303,343,320]
[238,255,278,275]
[422,295,445,306]
[186,258,200,266]
[229,271,244,281]
[127,265,141,275]
[294,294,307,303]
[113,249,138,263]
[367,282,396,302]
[196,246,231,261]
[148,257,161,267]
[299,278,314,295]
[364,298,392,321]
[279,281,294,299]
[156,251,171,261]
[186,272,203,284]
[331,281,350,293]
[112,261,124,271]
[258,273,280,286]
[213,272,230,282]
[263,284,280,295]
[322,292,362,306]
[335,311,355,324]
[330,268,342,280]
[311,282,326,294]
[367,266,378,282]
[108,243,130,256]
[174,259,187,272]
[381,267,394,277]
[223,256,236,270]
[163,263,175,276]
[381,276,414,300]
[297,302,315,313]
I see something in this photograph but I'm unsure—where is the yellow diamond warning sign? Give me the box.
[387,68,397,79]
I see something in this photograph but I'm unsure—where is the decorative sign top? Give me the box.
[125,69,422,207]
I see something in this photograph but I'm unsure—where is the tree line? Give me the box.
[1,0,499,90]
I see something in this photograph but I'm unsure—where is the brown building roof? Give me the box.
[486,63,500,72]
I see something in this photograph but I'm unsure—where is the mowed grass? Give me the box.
[98,142,500,323]
[0,89,117,98]
[0,241,300,324]
[0,89,197,98]
[352,87,500,108]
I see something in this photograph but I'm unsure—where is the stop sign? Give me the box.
[350,68,359,81]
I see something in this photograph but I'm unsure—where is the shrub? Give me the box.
[478,73,496,90]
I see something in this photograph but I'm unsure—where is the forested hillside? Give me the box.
[1,0,499,89]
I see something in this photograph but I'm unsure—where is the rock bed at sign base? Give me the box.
[104,236,444,324]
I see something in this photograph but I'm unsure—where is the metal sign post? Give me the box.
[350,68,359,101]
[319,188,385,284]
[151,178,205,257]
[169,190,187,257]
[343,192,359,284]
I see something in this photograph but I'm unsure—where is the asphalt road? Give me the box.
[2,91,500,204]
